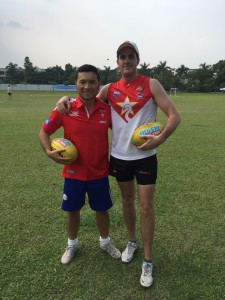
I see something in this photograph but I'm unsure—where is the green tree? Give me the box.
[107,68,120,83]
[186,64,213,92]
[176,64,189,78]
[5,62,24,84]
[64,63,77,84]
[100,66,111,85]
[33,68,48,84]
[138,62,153,77]
[156,69,175,91]
[24,56,35,83]
[197,63,213,92]
[174,64,189,90]
[45,65,64,84]
[154,61,174,90]
[154,61,171,77]
[212,60,225,90]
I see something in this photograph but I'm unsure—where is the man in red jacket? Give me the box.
[39,64,121,265]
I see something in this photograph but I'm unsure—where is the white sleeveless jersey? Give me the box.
[107,75,157,160]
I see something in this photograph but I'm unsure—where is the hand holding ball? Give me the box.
[131,122,165,146]
[51,138,78,161]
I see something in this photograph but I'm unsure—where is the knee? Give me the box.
[122,193,134,206]
[140,203,154,217]
[68,210,80,218]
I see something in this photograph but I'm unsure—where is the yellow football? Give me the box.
[131,122,165,146]
[51,138,78,161]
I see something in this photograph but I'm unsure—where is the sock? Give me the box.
[144,259,153,264]
[68,238,78,247]
[99,236,110,245]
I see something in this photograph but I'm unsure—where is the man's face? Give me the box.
[117,47,140,76]
[76,72,100,102]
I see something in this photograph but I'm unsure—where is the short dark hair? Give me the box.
[75,64,100,81]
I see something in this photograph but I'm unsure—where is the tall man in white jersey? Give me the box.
[56,41,181,288]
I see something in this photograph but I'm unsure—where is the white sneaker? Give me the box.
[61,245,78,264]
[100,242,121,259]
[121,241,138,263]
[140,262,153,288]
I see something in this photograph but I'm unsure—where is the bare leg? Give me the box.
[118,180,136,240]
[96,211,109,238]
[138,184,155,260]
[66,210,80,240]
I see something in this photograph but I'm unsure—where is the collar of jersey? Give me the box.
[74,96,105,109]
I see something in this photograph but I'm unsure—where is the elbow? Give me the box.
[175,110,181,126]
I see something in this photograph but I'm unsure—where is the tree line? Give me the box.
[3,56,225,92]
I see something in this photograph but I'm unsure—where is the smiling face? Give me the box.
[76,71,100,103]
[117,46,140,80]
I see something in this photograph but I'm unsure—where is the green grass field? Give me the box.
[0,91,225,300]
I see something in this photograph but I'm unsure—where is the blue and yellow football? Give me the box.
[131,122,165,146]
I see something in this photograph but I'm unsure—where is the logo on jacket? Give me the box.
[136,86,144,99]
[44,118,50,125]
[117,96,138,122]
[69,111,79,117]
[113,91,120,98]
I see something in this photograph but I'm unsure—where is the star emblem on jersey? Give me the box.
[117,96,138,122]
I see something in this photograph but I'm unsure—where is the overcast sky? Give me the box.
[1,0,225,70]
